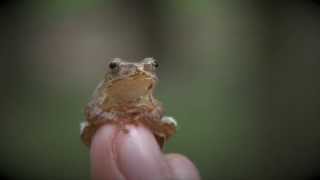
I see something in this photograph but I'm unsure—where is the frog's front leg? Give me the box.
[86,101,117,121]
[81,103,115,146]
[81,109,113,131]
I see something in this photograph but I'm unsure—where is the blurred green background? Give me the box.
[1,0,320,180]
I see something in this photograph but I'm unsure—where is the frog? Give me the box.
[80,58,177,148]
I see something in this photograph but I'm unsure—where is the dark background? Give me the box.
[1,0,320,179]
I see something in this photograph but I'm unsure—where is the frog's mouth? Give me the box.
[107,72,156,102]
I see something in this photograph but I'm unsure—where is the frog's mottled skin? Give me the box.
[80,58,177,147]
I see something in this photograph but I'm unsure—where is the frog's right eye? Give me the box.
[109,62,118,70]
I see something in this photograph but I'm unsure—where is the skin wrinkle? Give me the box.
[112,128,129,180]
[110,131,127,180]
[91,126,126,180]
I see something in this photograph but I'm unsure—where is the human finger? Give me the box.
[165,153,201,180]
[90,124,172,180]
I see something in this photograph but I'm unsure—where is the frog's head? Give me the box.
[104,58,159,102]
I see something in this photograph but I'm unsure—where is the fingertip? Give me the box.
[166,153,201,180]
[116,125,171,180]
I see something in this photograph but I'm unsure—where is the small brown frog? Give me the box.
[80,58,177,148]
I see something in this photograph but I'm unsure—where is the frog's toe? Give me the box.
[80,121,89,135]
[161,116,177,127]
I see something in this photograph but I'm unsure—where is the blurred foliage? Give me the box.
[1,0,320,180]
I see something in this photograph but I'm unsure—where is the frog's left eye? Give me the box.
[142,57,159,72]
[153,60,159,68]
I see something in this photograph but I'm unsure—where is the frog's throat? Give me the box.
[102,93,155,111]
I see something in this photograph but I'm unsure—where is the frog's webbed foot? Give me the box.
[152,116,177,148]
[80,121,89,135]
[160,116,178,127]
[80,121,98,146]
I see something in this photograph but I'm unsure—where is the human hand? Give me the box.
[90,124,200,180]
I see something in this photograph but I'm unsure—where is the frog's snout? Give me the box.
[119,64,138,76]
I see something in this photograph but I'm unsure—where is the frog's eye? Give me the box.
[108,58,122,71]
[142,57,159,72]
[109,62,118,69]
[153,60,159,68]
